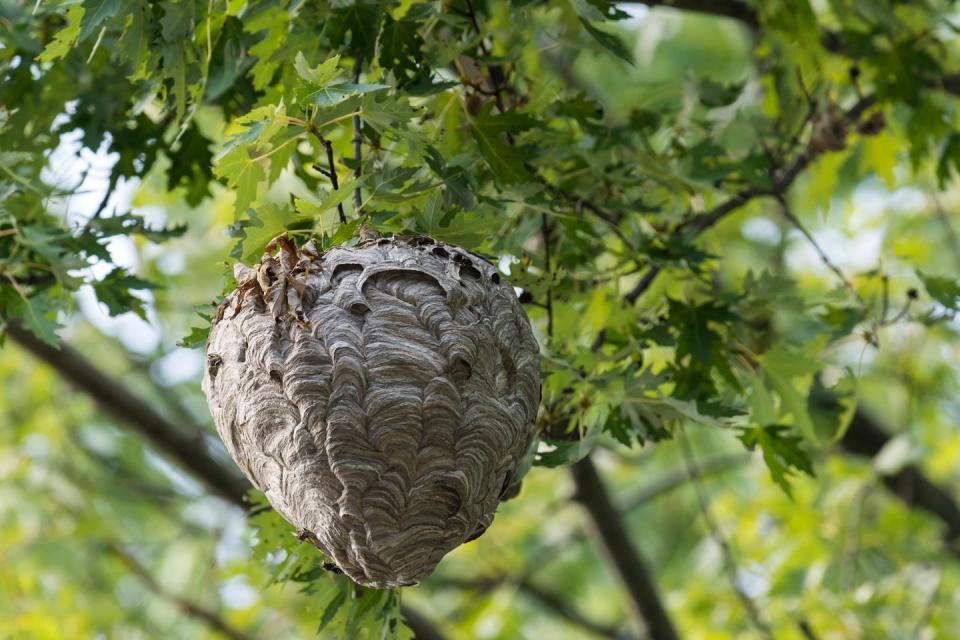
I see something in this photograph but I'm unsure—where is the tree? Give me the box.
[2,0,960,638]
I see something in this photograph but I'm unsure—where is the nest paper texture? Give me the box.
[202,235,541,587]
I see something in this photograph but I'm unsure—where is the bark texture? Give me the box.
[202,235,540,588]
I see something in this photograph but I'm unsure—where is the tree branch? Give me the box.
[307,126,347,224]
[106,542,253,640]
[841,410,960,553]
[620,453,750,511]
[620,0,758,28]
[570,457,679,640]
[517,580,632,640]
[625,94,875,304]
[5,322,250,505]
[401,605,449,640]
[678,434,772,638]
[775,192,867,309]
[434,575,630,640]
[6,324,451,640]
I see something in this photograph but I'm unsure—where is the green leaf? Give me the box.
[2,289,60,347]
[85,213,187,242]
[177,325,210,349]
[296,177,357,220]
[359,92,418,132]
[215,145,265,216]
[120,1,151,80]
[937,132,960,188]
[167,123,214,206]
[919,271,960,310]
[471,116,533,184]
[79,0,123,42]
[579,19,634,65]
[37,4,84,62]
[293,52,341,86]
[299,82,390,108]
[159,1,193,42]
[91,268,158,319]
[318,588,348,632]
[378,15,426,85]
[416,203,500,247]
[738,426,814,498]
[245,8,289,90]
[239,204,304,262]
[325,216,366,250]
[669,300,726,364]
[534,429,598,467]
[748,372,777,426]
[216,104,294,194]
[474,108,540,135]
[569,0,631,21]
[324,2,382,60]
[758,342,821,443]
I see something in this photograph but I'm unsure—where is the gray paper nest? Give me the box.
[202,234,541,588]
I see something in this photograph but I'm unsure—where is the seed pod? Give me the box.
[202,235,541,588]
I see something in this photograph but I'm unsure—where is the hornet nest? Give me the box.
[202,234,541,588]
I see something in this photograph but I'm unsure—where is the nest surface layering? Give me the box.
[202,235,541,587]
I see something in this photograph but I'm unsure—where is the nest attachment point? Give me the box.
[202,234,541,588]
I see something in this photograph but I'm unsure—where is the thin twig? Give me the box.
[625,266,662,305]
[434,575,630,640]
[351,55,364,214]
[544,182,638,252]
[620,453,750,511]
[842,480,876,589]
[541,213,554,341]
[911,568,942,638]
[307,125,347,224]
[775,192,868,310]
[623,94,876,305]
[462,0,508,113]
[105,542,253,640]
[678,433,774,639]
[930,192,960,269]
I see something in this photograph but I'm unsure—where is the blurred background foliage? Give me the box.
[3,0,960,638]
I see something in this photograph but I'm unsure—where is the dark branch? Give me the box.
[841,410,960,554]
[518,580,632,640]
[541,213,554,340]
[352,56,364,214]
[6,322,250,505]
[621,0,758,29]
[462,0,509,113]
[433,575,630,640]
[107,542,253,640]
[401,605,449,640]
[6,324,452,640]
[624,94,875,304]
[570,457,679,640]
[307,126,347,224]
